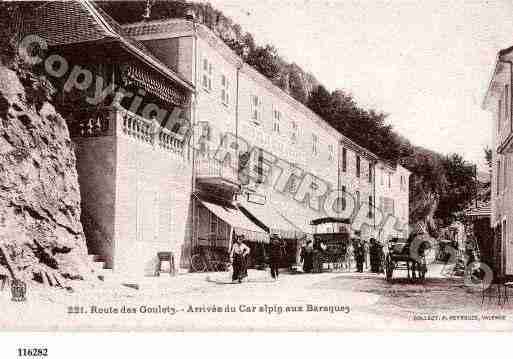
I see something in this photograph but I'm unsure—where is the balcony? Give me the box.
[69,105,186,156]
[195,157,240,192]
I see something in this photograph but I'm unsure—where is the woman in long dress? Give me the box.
[346,242,354,272]
[300,240,314,273]
[230,235,250,283]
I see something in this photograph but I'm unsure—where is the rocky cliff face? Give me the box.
[0,65,90,282]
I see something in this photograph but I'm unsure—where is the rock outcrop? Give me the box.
[0,65,90,282]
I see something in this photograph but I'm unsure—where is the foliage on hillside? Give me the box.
[96,1,478,227]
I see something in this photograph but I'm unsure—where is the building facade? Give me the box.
[483,48,513,276]
[21,2,411,277]
[124,17,410,266]
[375,161,411,241]
[20,2,195,278]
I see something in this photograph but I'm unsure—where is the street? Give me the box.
[2,264,513,331]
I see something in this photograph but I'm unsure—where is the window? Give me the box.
[312,134,319,155]
[355,190,360,208]
[383,197,395,216]
[380,169,384,185]
[250,95,261,124]
[273,109,281,133]
[287,176,300,193]
[388,174,391,188]
[202,58,212,92]
[342,148,347,172]
[291,121,298,143]
[368,196,373,218]
[356,155,361,178]
[221,74,230,106]
[400,175,405,191]
[209,212,218,236]
[368,163,373,183]
[328,144,334,161]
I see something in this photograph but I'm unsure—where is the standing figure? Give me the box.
[300,240,314,273]
[363,240,370,271]
[354,239,365,273]
[269,233,285,280]
[230,234,250,283]
[369,238,380,273]
[346,242,355,272]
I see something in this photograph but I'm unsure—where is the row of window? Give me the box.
[377,171,407,192]
[341,148,373,182]
[202,60,331,159]
[202,58,391,177]
[202,58,230,106]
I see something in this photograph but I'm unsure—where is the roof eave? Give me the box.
[482,47,513,110]
[117,39,194,92]
[83,0,194,93]
[483,56,500,110]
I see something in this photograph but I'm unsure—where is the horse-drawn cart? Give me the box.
[384,236,429,282]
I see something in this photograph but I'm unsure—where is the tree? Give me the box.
[246,44,282,81]
[287,63,308,103]
[484,146,492,170]
[307,85,332,120]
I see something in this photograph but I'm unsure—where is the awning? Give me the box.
[200,201,269,243]
[310,217,351,226]
[238,200,305,239]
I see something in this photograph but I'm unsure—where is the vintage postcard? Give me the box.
[0,0,511,332]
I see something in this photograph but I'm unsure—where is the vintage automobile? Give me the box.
[310,217,351,272]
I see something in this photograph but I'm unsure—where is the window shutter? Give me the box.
[256,148,264,183]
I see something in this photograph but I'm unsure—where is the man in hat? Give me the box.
[369,237,380,273]
[300,239,314,273]
[354,238,365,273]
[269,233,285,280]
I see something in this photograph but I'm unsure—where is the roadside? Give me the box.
[1,267,513,331]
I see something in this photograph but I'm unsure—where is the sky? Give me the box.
[207,0,513,170]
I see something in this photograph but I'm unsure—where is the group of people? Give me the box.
[299,236,385,274]
[229,232,385,283]
[346,237,385,273]
[229,233,285,283]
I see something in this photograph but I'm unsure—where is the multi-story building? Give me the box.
[124,16,409,266]
[375,160,411,240]
[19,2,411,277]
[483,47,513,276]
[19,2,195,278]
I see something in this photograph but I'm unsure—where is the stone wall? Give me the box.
[0,65,90,280]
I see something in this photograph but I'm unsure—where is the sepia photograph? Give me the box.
[0,0,512,334]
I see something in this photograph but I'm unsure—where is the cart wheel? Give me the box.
[191,254,207,272]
